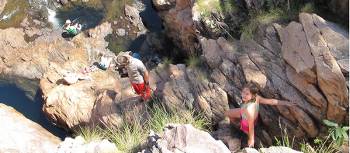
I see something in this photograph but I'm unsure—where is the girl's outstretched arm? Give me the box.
[256,95,297,106]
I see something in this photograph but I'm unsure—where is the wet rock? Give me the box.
[0,103,61,153]
[56,136,118,153]
[141,124,231,153]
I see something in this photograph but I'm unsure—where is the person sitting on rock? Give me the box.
[63,19,82,36]
[224,81,297,148]
[115,52,151,102]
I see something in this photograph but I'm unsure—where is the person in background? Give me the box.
[63,19,82,36]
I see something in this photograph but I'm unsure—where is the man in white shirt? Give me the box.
[116,52,151,102]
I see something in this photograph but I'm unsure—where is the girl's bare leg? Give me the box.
[225,108,241,124]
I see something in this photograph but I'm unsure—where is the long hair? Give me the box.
[243,81,260,96]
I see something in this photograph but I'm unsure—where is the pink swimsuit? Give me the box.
[240,101,259,134]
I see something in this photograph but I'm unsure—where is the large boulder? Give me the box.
[298,13,348,123]
[141,124,231,153]
[0,103,61,153]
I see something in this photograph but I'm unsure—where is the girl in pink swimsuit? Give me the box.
[225,82,297,148]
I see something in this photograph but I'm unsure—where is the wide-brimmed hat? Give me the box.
[115,52,132,65]
[65,19,71,24]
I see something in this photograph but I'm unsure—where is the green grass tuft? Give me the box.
[185,56,201,68]
[162,57,173,67]
[74,126,104,143]
[195,0,237,18]
[300,2,316,13]
[241,8,288,39]
[74,100,210,153]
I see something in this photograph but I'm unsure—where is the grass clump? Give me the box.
[74,126,104,143]
[240,1,318,38]
[148,103,210,133]
[162,57,173,67]
[241,8,288,38]
[185,56,201,68]
[74,100,210,153]
[300,136,340,153]
[194,0,238,18]
[273,120,296,148]
[195,0,222,18]
[300,2,316,13]
[107,123,146,153]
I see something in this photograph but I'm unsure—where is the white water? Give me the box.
[28,0,60,29]
[47,7,60,29]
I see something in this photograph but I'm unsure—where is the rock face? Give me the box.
[0,103,61,153]
[56,136,118,153]
[197,12,348,144]
[141,124,231,153]
[297,13,348,123]
[39,23,148,130]
[150,64,229,125]
[152,0,198,55]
